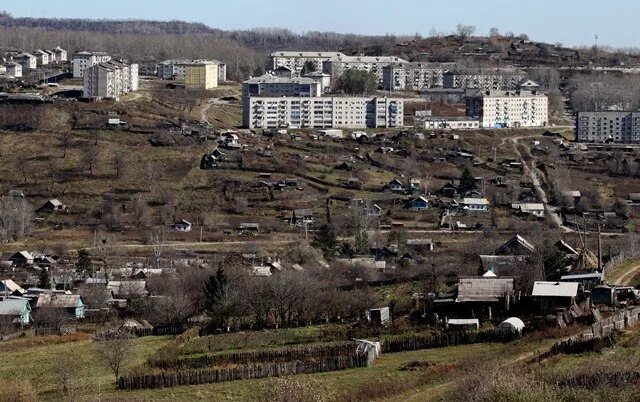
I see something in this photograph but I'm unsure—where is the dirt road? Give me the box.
[613,262,640,286]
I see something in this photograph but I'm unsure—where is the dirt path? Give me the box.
[614,262,640,286]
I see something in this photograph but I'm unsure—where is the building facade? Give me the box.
[323,55,408,83]
[269,51,345,76]
[51,47,67,62]
[72,51,112,78]
[184,61,219,90]
[243,96,403,129]
[243,74,322,98]
[13,53,37,70]
[32,50,50,66]
[443,68,527,91]
[157,59,226,82]
[414,116,480,130]
[466,90,548,128]
[83,60,138,99]
[576,111,640,143]
[4,62,22,78]
[383,62,458,91]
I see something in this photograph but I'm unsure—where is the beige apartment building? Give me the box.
[184,61,219,90]
[466,90,548,128]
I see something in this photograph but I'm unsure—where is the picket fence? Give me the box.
[149,342,356,369]
[118,355,368,390]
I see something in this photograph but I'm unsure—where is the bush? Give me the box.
[0,379,38,402]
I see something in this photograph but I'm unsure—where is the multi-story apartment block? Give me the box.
[576,111,640,143]
[269,51,345,76]
[323,55,408,83]
[32,50,50,66]
[13,53,37,70]
[4,62,22,78]
[383,62,458,91]
[243,96,403,129]
[466,90,548,128]
[443,68,527,91]
[51,47,68,63]
[157,59,226,83]
[83,60,138,99]
[73,51,112,78]
[184,61,219,90]
[242,74,322,98]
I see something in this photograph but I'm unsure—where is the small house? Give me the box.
[0,280,25,297]
[628,193,640,205]
[407,196,429,211]
[462,198,490,212]
[35,293,85,319]
[36,199,67,213]
[560,272,603,290]
[171,219,192,232]
[531,281,579,310]
[495,235,535,255]
[238,223,260,234]
[388,179,406,192]
[406,238,435,252]
[367,307,390,325]
[107,280,149,300]
[292,209,314,225]
[512,203,545,218]
[9,251,34,267]
[562,190,582,206]
[438,182,459,198]
[0,297,31,325]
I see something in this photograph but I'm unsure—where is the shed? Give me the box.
[171,219,192,232]
[292,209,314,225]
[531,281,579,310]
[446,318,479,330]
[367,307,390,325]
[495,317,525,336]
[37,199,67,213]
[407,196,429,211]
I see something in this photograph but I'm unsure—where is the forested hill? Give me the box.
[0,11,217,35]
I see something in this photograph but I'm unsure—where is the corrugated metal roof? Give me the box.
[0,297,30,315]
[531,281,579,297]
[35,293,82,308]
[456,277,514,303]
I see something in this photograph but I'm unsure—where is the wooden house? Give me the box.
[35,293,85,319]
[407,196,429,211]
[0,297,31,325]
[171,219,192,232]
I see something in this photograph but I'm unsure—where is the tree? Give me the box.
[94,334,136,382]
[59,131,71,158]
[335,69,377,95]
[112,153,127,179]
[81,143,100,177]
[456,23,476,38]
[203,268,235,329]
[312,224,338,258]
[489,27,500,37]
[53,351,85,400]
[540,240,568,280]
[460,166,476,192]
[38,268,51,289]
[302,60,316,74]
[130,196,149,228]
[75,249,93,275]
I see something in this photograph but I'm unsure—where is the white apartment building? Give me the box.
[13,53,37,70]
[156,59,227,82]
[243,96,403,129]
[466,90,548,128]
[323,55,408,82]
[443,68,527,91]
[269,51,345,76]
[383,62,458,91]
[243,74,322,98]
[32,50,50,66]
[73,51,112,78]
[4,62,22,78]
[83,60,138,99]
[51,47,68,62]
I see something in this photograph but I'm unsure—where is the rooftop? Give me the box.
[531,281,579,298]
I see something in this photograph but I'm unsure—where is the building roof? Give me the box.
[35,293,82,308]
[269,51,346,58]
[328,55,408,64]
[556,240,578,256]
[448,318,479,326]
[516,203,545,212]
[11,251,34,260]
[0,279,25,294]
[456,277,514,303]
[244,73,318,85]
[0,297,30,315]
[497,317,525,331]
[560,272,603,281]
[462,198,490,205]
[107,281,148,297]
[531,281,579,298]
[293,209,313,218]
[562,190,581,198]
[496,234,535,255]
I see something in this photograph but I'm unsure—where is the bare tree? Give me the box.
[53,351,85,400]
[94,334,136,382]
[81,143,100,177]
[489,27,500,38]
[59,131,71,158]
[112,153,127,179]
[130,195,149,228]
[148,228,166,269]
[456,24,476,38]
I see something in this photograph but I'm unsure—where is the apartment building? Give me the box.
[4,62,22,78]
[13,53,37,70]
[243,96,403,129]
[51,47,68,63]
[72,51,112,78]
[466,90,548,128]
[414,116,480,130]
[243,74,322,98]
[576,111,640,143]
[157,59,226,82]
[32,50,50,66]
[383,62,458,91]
[83,60,138,99]
[443,68,527,91]
[184,61,219,90]
[269,51,345,76]
[323,55,408,82]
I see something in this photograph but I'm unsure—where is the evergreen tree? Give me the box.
[203,268,234,328]
[460,166,476,192]
[75,249,93,275]
[38,268,51,289]
[312,224,338,258]
[354,229,371,255]
[541,240,568,280]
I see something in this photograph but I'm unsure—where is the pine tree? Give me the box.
[75,249,93,275]
[312,224,338,258]
[38,268,51,289]
[203,268,233,329]
[460,166,476,192]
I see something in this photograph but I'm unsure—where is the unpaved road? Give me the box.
[614,262,640,286]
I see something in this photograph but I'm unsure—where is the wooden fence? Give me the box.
[118,355,368,390]
[149,342,356,369]
[381,330,494,354]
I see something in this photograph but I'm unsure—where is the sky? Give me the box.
[4,0,640,48]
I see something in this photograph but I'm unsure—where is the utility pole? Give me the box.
[597,221,602,272]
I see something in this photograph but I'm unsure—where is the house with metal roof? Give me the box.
[35,293,84,319]
[531,281,579,310]
[0,297,31,324]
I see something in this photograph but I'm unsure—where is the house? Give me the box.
[512,203,545,218]
[4,62,22,78]
[434,277,514,319]
[13,53,37,70]
[407,196,429,211]
[628,193,640,205]
[495,234,535,255]
[9,251,34,267]
[0,279,25,296]
[107,281,148,300]
[462,198,490,212]
[0,297,31,325]
[531,281,579,310]
[292,209,314,225]
[367,307,390,325]
[406,239,435,252]
[171,219,192,232]
[560,272,603,290]
[32,50,50,66]
[438,182,459,198]
[388,179,406,192]
[562,190,582,205]
[51,47,68,62]
[238,223,260,234]
[36,199,67,213]
[35,293,84,319]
